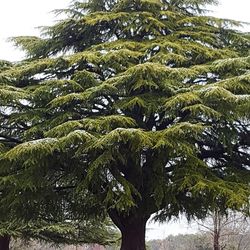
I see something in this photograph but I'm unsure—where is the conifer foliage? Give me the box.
[0,0,250,249]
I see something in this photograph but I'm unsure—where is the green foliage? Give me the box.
[0,0,250,247]
[0,220,118,245]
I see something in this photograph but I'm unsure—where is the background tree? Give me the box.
[197,210,250,250]
[0,0,250,250]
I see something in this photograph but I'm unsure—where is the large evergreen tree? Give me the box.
[0,0,250,249]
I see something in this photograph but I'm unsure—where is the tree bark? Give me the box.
[0,235,10,250]
[109,210,148,250]
[120,218,147,250]
[213,210,220,250]
[213,233,220,250]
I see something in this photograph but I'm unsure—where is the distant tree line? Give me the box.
[148,232,250,250]
[11,231,250,250]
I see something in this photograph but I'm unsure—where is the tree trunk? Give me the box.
[213,233,220,250]
[120,218,147,250]
[213,209,220,250]
[0,235,10,250]
[109,210,148,250]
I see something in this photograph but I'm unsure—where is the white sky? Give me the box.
[0,0,249,240]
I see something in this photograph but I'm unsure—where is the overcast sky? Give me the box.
[0,0,249,240]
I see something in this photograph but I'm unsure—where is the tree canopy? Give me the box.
[0,0,250,249]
